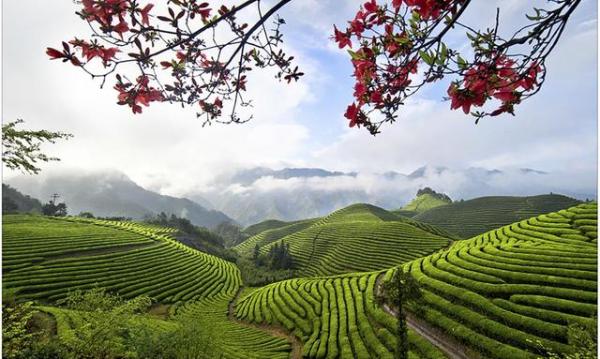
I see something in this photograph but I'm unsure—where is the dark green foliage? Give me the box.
[146,212,238,262]
[212,221,248,247]
[380,269,423,359]
[266,241,294,270]
[41,202,67,217]
[77,212,95,219]
[2,184,42,214]
[416,187,452,202]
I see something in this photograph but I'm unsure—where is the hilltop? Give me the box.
[236,203,453,277]
[413,193,581,238]
[397,187,452,215]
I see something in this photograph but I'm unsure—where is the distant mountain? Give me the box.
[2,184,42,214]
[226,167,356,186]
[189,165,591,226]
[6,171,233,229]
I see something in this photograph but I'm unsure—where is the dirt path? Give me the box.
[228,287,303,359]
[376,275,478,359]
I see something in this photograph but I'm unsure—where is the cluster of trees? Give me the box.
[146,212,237,263]
[2,288,219,359]
[253,242,293,270]
[416,187,452,203]
[41,201,67,217]
[212,221,249,248]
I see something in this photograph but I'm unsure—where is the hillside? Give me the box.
[243,218,314,237]
[245,204,453,277]
[401,202,597,358]
[2,214,292,358]
[235,219,319,257]
[401,188,452,213]
[413,194,581,238]
[234,202,597,358]
[7,171,232,229]
[235,272,447,358]
[3,215,239,302]
[2,184,42,214]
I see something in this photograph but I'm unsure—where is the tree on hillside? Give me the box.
[48,0,581,134]
[42,194,68,217]
[379,268,422,359]
[2,119,72,174]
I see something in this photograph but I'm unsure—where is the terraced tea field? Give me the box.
[3,214,294,358]
[234,202,596,358]
[413,194,581,238]
[235,272,446,359]
[404,202,597,358]
[235,218,319,256]
[3,215,240,303]
[3,200,595,358]
[240,204,453,276]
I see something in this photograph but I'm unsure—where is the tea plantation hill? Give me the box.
[235,202,597,358]
[412,194,581,238]
[394,187,453,217]
[2,215,291,358]
[243,218,319,237]
[236,203,453,277]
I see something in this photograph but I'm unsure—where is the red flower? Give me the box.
[100,47,119,62]
[363,0,378,14]
[140,3,154,26]
[113,20,129,37]
[344,103,361,127]
[370,90,383,104]
[333,26,352,49]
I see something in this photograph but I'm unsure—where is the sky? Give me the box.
[2,0,598,198]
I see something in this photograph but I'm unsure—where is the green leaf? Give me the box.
[347,49,360,60]
[438,43,448,65]
[457,55,468,70]
[419,50,433,66]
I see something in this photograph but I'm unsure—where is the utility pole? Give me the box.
[50,193,60,204]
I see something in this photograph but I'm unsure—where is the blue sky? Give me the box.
[3,0,598,198]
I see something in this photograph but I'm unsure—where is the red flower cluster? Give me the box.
[69,39,119,65]
[114,75,163,114]
[400,0,461,20]
[81,0,132,37]
[447,55,542,116]
[336,0,428,129]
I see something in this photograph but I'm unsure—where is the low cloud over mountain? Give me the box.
[188,165,596,225]
[6,165,595,227]
[6,170,232,229]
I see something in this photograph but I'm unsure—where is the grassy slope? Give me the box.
[413,194,581,238]
[255,203,452,277]
[402,193,451,213]
[3,214,291,359]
